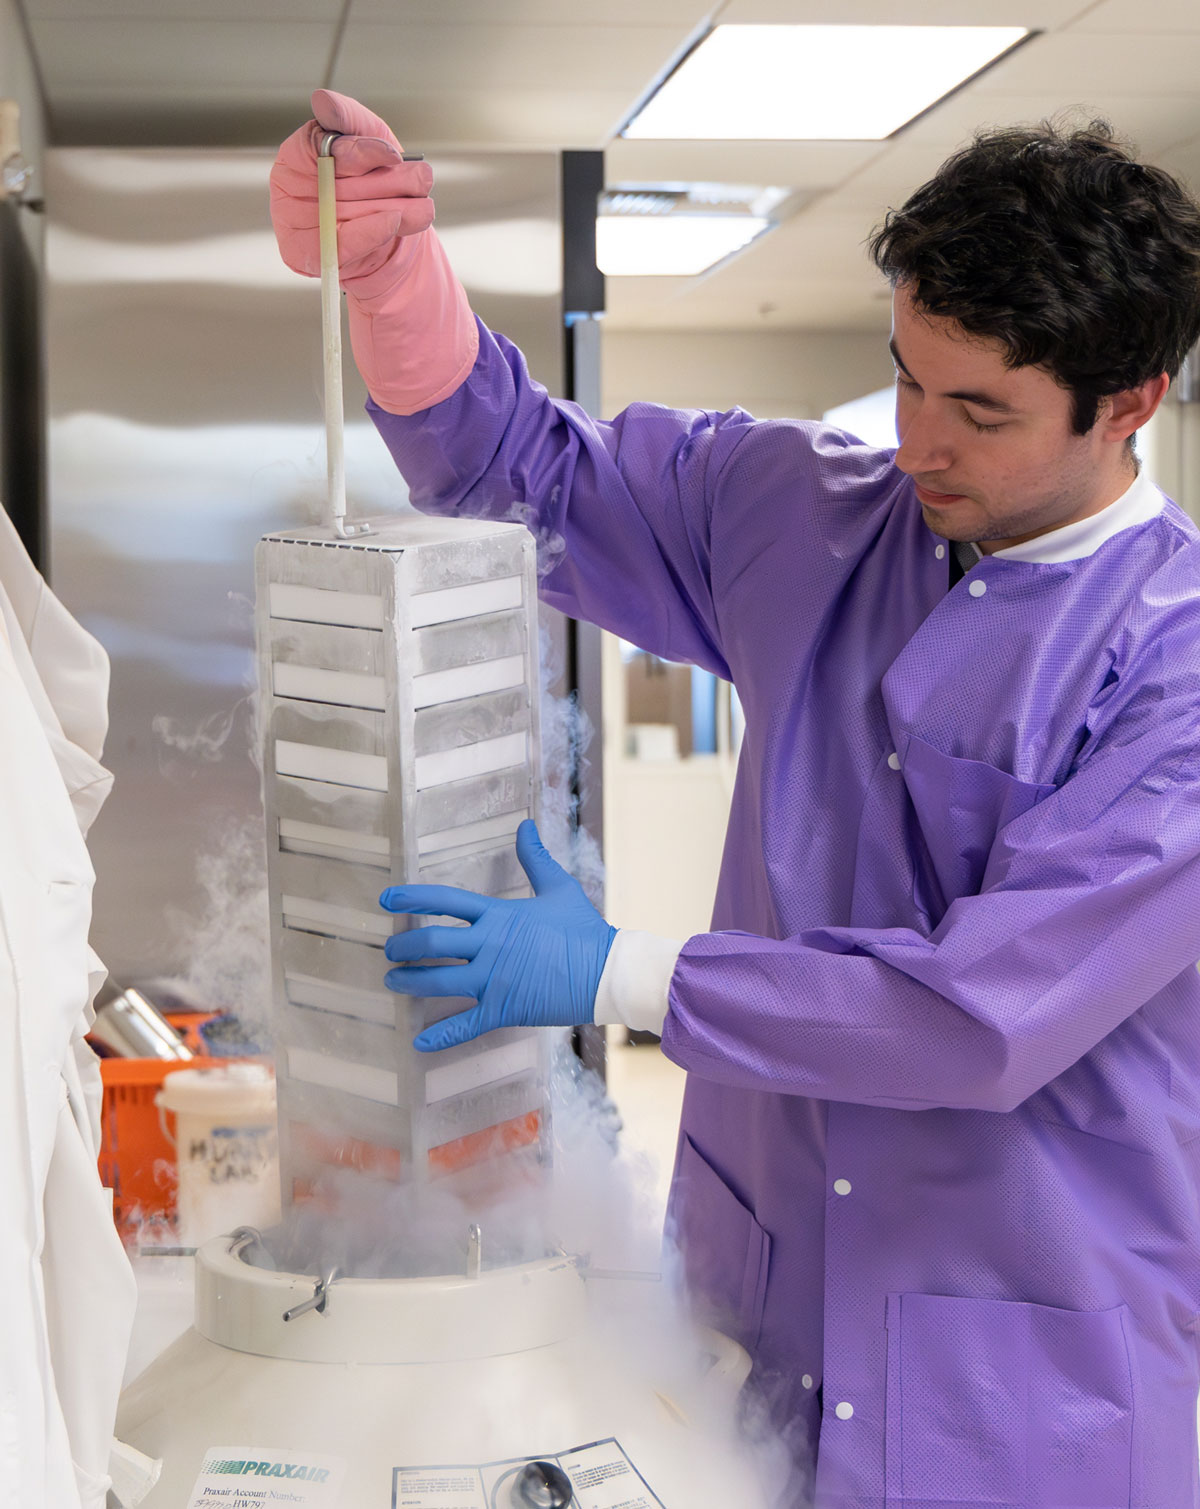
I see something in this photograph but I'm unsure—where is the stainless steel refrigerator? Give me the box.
[45,145,568,1000]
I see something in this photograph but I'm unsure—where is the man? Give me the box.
[0,502,137,1506]
[273,95,1200,1505]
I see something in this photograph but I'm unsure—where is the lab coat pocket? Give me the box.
[901,735,1056,927]
[884,1292,1136,1508]
[669,1136,771,1352]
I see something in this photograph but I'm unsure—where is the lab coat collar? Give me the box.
[983,470,1165,565]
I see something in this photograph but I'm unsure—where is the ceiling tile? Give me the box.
[1157,133,1200,196]
[27,0,1195,337]
[333,21,687,95]
[1067,0,1200,32]
[26,0,339,17]
[351,0,708,20]
[718,0,1085,27]
[970,29,1200,95]
[605,137,882,190]
[898,88,1200,156]
[604,197,889,331]
[334,88,643,150]
[28,19,333,90]
[737,206,882,282]
[815,141,967,215]
[333,21,699,146]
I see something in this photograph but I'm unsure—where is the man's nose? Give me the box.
[895,405,954,476]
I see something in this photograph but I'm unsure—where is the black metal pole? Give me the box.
[0,200,46,573]
[560,150,607,1081]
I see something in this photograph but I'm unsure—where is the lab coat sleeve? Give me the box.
[660,630,1200,1115]
[368,319,760,676]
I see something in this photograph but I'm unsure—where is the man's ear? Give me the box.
[1101,372,1170,443]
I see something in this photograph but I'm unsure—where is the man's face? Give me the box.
[889,283,1128,549]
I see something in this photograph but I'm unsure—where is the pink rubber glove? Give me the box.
[270,89,478,415]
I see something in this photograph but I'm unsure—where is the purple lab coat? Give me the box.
[371,321,1200,1508]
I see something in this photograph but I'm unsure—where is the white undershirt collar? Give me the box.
[981,470,1165,565]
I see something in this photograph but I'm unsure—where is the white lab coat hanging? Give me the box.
[0,504,137,1509]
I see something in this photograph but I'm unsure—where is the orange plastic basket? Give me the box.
[97,1058,194,1239]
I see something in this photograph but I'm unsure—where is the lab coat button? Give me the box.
[886,752,901,771]
[935,544,946,559]
[969,579,987,598]
[835,1402,854,1420]
[802,1374,813,1389]
[833,1178,852,1196]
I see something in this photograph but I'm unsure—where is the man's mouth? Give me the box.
[914,482,968,507]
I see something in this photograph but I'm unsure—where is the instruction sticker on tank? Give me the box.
[187,1448,346,1507]
[392,1437,664,1509]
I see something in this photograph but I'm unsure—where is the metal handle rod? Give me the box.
[228,1226,264,1260]
[316,134,352,539]
[316,133,373,540]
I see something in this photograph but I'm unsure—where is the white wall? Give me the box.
[0,0,45,263]
[1139,397,1200,525]
[597,325,892,942]
[601,326,893,421]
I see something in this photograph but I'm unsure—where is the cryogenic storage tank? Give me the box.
[116,1229,775,1508]
[116,512,776,1507]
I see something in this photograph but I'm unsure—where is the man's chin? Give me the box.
[920,504,979,542]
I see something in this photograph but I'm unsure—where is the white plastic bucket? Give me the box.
[155,1063,280,1247]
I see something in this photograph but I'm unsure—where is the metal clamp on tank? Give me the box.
[282,1264,341,1322]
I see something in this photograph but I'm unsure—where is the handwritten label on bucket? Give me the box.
[188,1124,277,1184]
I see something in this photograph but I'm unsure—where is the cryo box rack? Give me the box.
[255,514,549,1209]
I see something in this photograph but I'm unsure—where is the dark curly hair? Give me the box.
[869,120,1200,434]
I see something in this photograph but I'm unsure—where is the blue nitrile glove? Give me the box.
[380,819,616,1052]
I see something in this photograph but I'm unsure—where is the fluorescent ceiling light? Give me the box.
[624,25,1029,140]
[597,214,769,277]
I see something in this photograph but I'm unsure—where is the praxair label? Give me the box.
[187,1448,345,1507]
[392,1438,664,1509]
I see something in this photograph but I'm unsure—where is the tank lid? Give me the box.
[194,1235,586,1365]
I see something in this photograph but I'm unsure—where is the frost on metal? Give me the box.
[254,515,549,1210]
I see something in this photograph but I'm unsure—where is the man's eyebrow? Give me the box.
[888,337,1018,415]
[888,338,913,378]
